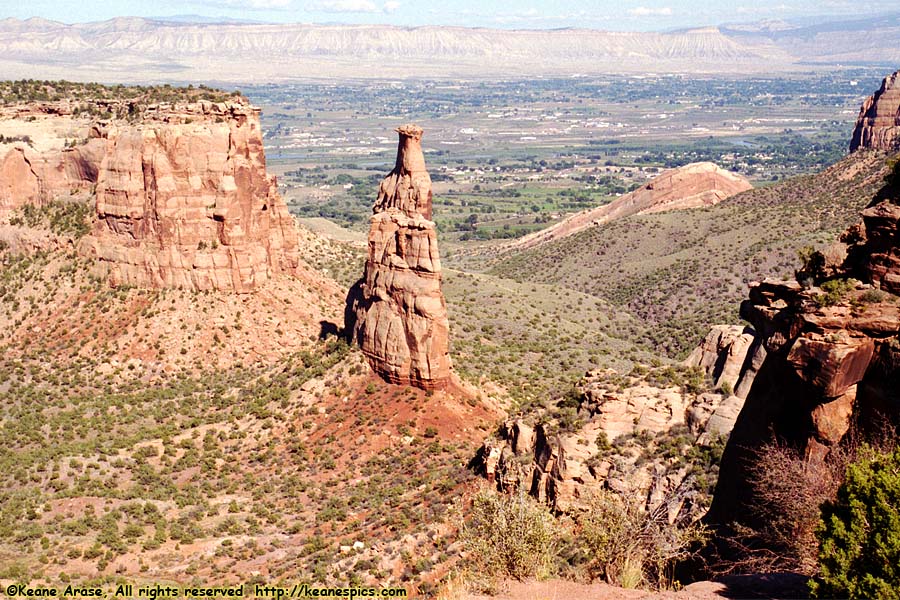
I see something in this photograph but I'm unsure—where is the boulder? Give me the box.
[685,324,756,395]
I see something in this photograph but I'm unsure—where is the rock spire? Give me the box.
[850,70,900,152]
[346,125,451,390]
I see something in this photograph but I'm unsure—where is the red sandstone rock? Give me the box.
[83,101,299,292]
[850,70,900,152]
[374,124,433,219]
[684,324,756,395]
[786,335,874,398]
[348,125,451,390]
[854,200,900,293]
[811,385,856,447]
[0,140,103,216]
[0,99,299,293]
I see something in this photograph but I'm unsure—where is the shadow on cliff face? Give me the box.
[318,320,340,341]
[871,154,900,204]
[317,277,364,342]
[341,278,365,344]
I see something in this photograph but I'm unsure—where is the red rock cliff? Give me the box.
[850,70,900,152]
[83,101,299,292]
[0,137,104,218]
[707,191,900,534]
[0,99,300,292]
[346,125,452,390]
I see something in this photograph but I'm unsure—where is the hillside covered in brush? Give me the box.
[490,152,888,358]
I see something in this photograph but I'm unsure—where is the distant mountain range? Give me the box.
[0,14,898,83]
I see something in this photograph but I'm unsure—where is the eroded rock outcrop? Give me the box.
[696,73,900,544]
[850,70,900,152]
[480,360,741,517]
[0,99,300,292]
[706,280,897,531]
[708,230,900,530]
[84,101,300,292]
[684,325,760,397]
[514,162,752,250]
[0,138,104,217]
[347,125,451,390]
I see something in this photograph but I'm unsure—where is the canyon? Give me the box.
[2,65,900,596]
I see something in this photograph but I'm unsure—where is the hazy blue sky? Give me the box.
[2,0,898,30]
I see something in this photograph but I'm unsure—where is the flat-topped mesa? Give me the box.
[850,70,900,152]
[373,124,433,219]
[347,125,452,390]
[0,97,300,292]
[84,101,300,292]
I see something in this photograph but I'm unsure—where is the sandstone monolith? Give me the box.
[347,125,451,390]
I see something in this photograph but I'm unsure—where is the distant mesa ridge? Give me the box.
[4,15,900,80]
[513,161,752,250]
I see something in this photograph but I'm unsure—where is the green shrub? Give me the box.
[819,278,856,306]
[812,446,900,599]
[859,288,888,304]
[460,487,557,585]
[577,490,707,589]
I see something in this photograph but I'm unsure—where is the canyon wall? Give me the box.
[85,101,300,292]
[707,195,900,532]
[0,99,300,292]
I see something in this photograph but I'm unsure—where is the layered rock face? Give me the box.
[708,238,900,529]
[0,137,104,217]
[83,101,299,292]
[847,200,900,293]
[850,70,900,152]
[347,125,451,390]
[514,162,752,250]
[705,72,900,536]
[684,324,762,398]
[0,99,299,292]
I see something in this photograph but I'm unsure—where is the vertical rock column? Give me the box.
[347,125,452,390]
[850,70,900,152]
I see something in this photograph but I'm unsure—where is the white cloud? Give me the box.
[308,0,378,12]
[735,4,789,15]
[202,0,292,8]
[627,6,674,16]
[383,1,400,13]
